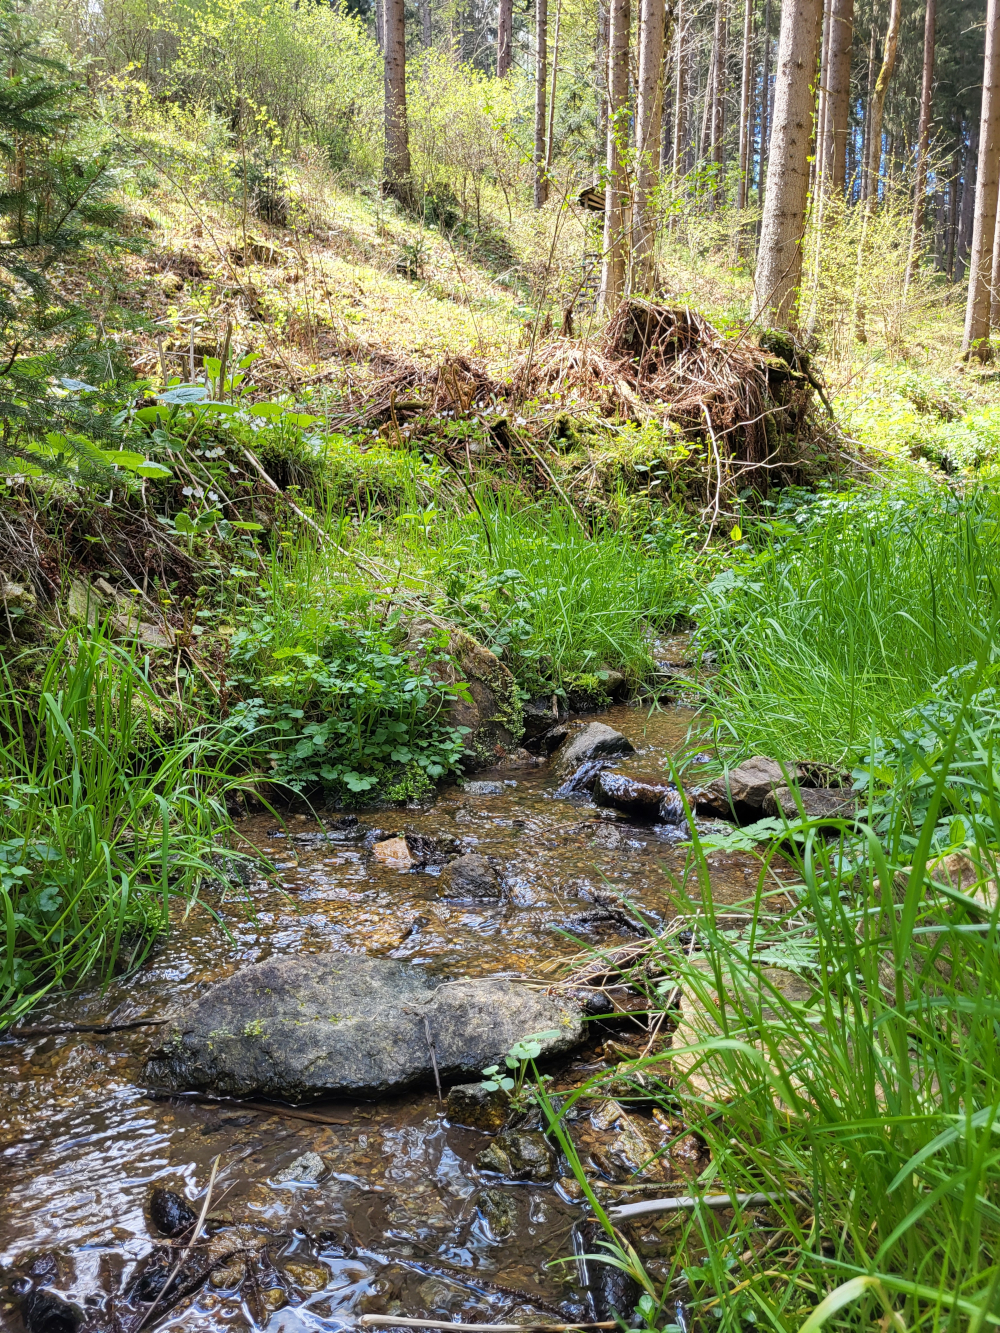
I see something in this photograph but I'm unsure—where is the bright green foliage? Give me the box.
[696,485,1000,764]
[0,2,141,480]
[224,617,469,797]
[0,625,248,1028]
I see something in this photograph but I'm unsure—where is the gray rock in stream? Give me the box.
[143,954,585,1102]
[554,723,634,777]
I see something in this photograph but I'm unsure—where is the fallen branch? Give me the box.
[607,1191,805,1220]
[359,1320,618,1332]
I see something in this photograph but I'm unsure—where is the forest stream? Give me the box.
[0,702,799,1333]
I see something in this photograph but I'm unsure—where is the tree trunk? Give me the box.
[710,0,727,185]
[759,0,772,203]
[632,0,667,289]
[383,0,412,205]
[963,0,1000,358]
[596,0,609,170]
[375,0,385,51]
[860,25,875,199]
[672,0,687,177]
[824,0,853,193]
[957,122,978,282]
[534,0,548,207]
[545,0,563,174]
[736,0,753,207]
[660,0,677,169]
[600,0,631,310]
[863,0,902,204]
[905,0,934,294]
[750,0,823,328]
[497,0,513,72]
[812,0,831,194]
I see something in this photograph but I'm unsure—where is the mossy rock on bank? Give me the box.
[405,619,523,771]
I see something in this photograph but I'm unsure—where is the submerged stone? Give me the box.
[592,771,675,817]
[148,1187,196,1237]
[446,1081,511,1132]
[143,954,584,1102]
[438,853,501,899]
[273,1151,326,1183]
[475,1128,557,1181]
[554,722,635,777]
[372,837,416,868]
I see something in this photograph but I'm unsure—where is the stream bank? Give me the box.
[0,703,799,1332]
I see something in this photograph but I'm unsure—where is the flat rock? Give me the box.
[476,1128,557,1181]
[593,771,674,817]
[438,853,501,899]
[462,780,504,796]
[555,723,635,777]
[372,836,416,868]
[762,786,857,820]
[273,1151,326,1183]
[143,954,585,1102]
[705,756,800,811]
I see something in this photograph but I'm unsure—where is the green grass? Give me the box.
[540,673,1000,1328]
[0,625,248,1028]
[695,484,1000,766]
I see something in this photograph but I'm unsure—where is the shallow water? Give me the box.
[0,703,794,1331]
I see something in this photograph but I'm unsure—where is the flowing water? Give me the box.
[0,703,793,1332]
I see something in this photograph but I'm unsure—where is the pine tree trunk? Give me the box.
[860,26,875,199]
[825,0,852,193]
[956,123,978,283]
[600,0,631,310]
[534,0,549,206]
[497,0,513,72]
[660,0,677,169]
[759,0,772,203]
[905,0,934,293]
[596,0,609,169]
[545,0,563,174]
[376,0,385,51]
[736,0,753,207]
[710,0,727,189]
[963,0,1000,358]
[812,0,831,195]
[672,0,687,176]
[632,0,666,289]
[863,0,902,204]
[383,0,412,205]
[750,0,823,327]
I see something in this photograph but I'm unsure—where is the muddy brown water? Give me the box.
[0,704,794,1332]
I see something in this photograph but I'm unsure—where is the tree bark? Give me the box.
[672,0,687,176]
[710,0,727,180]
[596,0,609,169]
[534,0,549,207]
[812,0,831,195]
[545,0,563,174]
[750,0,823,328]
[860,25,875,199]
[383,0,412,205]
[963,0,1000,358]
[632,0,667,289]
[600,0,631,310]
[375,0,385,51]
[905,0,935,293]
[736,0,753,207]
[863,0,902,204]
[497,0,513,72]
[823,0,852,193]
[759,0,772,203]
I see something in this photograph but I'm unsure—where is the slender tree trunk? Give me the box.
[545,0,563,173]
[949,143,960,279]
[383,0,412,204]
[632,0,666,289]
[596,0,609,174]
[990,175,1000,326]
[601,0,631,310]
[497,0,513,72]
[812,0,831,194]
[825,0,853,193]
[759,0,772,203]
[860,26,875,199]
[863,0,902,204]
[710,0,727,190]
[534,0,549,206]
[751,0,824,327]
[672,0,687,176]
[957,122,978,281]
[375,0,385,50]
[660,0,677,169]
[701,23,718,164]
[736,0,753,207]
[963,0,1000,358]
[905,0,934,294]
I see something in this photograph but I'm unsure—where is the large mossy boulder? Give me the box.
[405,619,523,771]
[143,954,584,1102]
